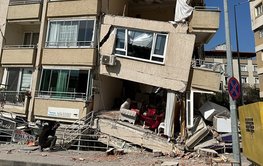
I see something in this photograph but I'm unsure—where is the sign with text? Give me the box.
[12,130,35,143]
[48,107,80,119]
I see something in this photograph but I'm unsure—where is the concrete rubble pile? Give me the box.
[0,111,40,145]
[182,101,235,160]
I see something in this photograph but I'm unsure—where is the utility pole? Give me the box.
[223,0,241,165]
[234,4,244,105]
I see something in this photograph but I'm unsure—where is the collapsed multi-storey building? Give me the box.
[0,0,220,151]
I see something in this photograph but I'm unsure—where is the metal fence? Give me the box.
[36,91,86,100]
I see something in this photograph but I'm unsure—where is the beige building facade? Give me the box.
[205,50,258,91]
[250,0,263,97]
[0,0,220,128]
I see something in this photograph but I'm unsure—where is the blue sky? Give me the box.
[204,0,255,52]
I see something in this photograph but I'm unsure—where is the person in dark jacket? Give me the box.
[38,122,60,152]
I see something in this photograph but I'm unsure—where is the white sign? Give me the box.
[12,130,35,143]
[47,107,80,119]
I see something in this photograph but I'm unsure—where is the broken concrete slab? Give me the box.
[185,117,210,150]
[199,101,229,121]
[96,118,174,153]
[161,161,179,166]
[197,148,218,157]
[194,138,218,151]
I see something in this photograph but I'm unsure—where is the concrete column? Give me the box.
[27,0,48,122]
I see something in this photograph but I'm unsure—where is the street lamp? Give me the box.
[234,0,254,105]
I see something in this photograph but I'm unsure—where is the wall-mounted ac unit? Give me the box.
[101,55,116,66]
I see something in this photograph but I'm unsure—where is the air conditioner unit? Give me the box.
[101,55,116,66]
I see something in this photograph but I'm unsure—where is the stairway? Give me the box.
[61,111,109,151]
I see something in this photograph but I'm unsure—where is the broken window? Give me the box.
[39,69,91,100]
[46,19,95,47]
[114,28,167,64]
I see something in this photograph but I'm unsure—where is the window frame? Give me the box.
[255,3,263,18]
[45,18,96,48]
[38,68,92,100]
[114,28,168,64]
[23,32,39,47]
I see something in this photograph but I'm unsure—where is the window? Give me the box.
[39,69,92,99]
[240,65,247,72]
[114,28,168,64]
[2,68,33,104]
[241,77,248,84]
[255,3,263,17]
[23,32,39,46]
[254,65,258,72]
[259,29,263,38]
[46,19,95,48]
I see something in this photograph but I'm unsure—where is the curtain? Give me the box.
[56,70,68,97]
[48,22,60,47]
[58,21,78,47]
[164,90,177,138]
[174,0,193,22]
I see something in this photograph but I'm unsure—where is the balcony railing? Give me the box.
[45,41,94,48]
[192,59,223,72]
[36,91,86,100]
[3,45,37,49]
[9,0,42,5]
[0,91,28,106]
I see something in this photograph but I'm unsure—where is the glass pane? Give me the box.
[32,33,39,46]
[115,29,125,49]
[154,34,166,55]
[151,57,163,62]
[47,21,61,47]
[56,70,69,92]
[50,70,59,91]
[68,70,79,93]
[84,20,94,46]
[23,33,31,46]
[127,30,153,60]
[78,21,86,46]
[76,70,88,93]
[7,68,19,91]
[40,69,51,91]
[20,69,32,91]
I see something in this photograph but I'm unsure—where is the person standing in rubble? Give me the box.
[38,121,60,152]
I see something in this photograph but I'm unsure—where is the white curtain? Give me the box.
[57,21,78,47]
[164,91,177,138]
[48,22,60,47]
[174,0,193,22]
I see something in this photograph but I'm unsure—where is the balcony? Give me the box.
[0,91,28,115]
[7,0,42,21]
[33,97,86,121]
[190,59,222,92]
[47,0,99,17]
[189,7,220,44]
[42,48,96,66]
[1,46,37,66]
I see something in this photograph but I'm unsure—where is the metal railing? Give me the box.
[0,91,27,106]
[9,0,43,5]
[192,59,223,72]
[36,91,86,100]
[45,41,94,48]
[62,111,95,149]
[3,45,37,49]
